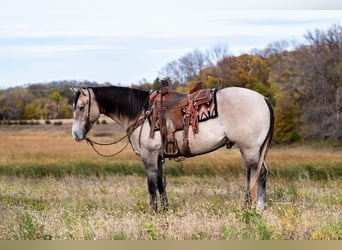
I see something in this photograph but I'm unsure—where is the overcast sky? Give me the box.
[1,0,342,88]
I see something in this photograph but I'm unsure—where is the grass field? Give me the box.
[0,122,341,239]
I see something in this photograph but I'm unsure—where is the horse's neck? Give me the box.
[105,112,134,130]
[92,86,149,131]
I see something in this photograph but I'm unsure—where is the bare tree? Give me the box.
[159,44,229,86]
[206,43,229,65]
[300,24,342,139]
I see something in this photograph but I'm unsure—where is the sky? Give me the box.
[1,0,342,88]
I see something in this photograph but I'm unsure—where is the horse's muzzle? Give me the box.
[73,132,85,142]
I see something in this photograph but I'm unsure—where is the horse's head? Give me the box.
[70,87,100,141]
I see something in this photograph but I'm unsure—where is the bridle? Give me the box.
[84,88,92,135]
[79,88,129,157]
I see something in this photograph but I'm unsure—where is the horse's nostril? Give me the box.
[73,133,82,142]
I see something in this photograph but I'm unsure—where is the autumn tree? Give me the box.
[0,87,33,120]
[50,91,61,118]
[265,25,342,141]
[299,24,342,139]
[0,81,84,121]
[211,53,271,96]
[263,42,304,143]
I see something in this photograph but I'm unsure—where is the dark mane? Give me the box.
[91,86,150,119]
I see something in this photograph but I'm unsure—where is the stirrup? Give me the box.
[164,140,178,156]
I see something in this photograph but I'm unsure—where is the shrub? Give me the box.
[53,121,63,126]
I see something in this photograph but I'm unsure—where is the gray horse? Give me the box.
[71,85,274,212]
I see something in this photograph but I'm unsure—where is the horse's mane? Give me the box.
[91,86,150,119]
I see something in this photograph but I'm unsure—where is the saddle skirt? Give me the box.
[148,87,218,157]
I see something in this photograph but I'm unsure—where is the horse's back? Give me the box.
[218,87,266,103]
[216,87,271,149]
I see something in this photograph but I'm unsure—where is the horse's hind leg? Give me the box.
[245,166,253,207]
[242,149,267,209]
[157,156,169,211]
[257,162,268,209]
[244,156,268,210]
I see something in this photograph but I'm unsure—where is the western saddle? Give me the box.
[148,80,214,158]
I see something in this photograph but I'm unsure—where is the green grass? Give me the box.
[269,162,342,180]
[0,161,145,178]
[0,159,341,180]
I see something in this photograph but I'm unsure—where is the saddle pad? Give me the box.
[195,89,218,122]
[149,88,218,131]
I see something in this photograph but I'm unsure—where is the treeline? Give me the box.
[0,80,106,121]
[1,24,341,143]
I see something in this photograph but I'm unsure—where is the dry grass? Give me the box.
[0,123,142,175]
[0,175,341,240]
[1,122,341,169]
[0,123,341,239]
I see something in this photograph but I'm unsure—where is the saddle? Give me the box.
[148,80,215,157]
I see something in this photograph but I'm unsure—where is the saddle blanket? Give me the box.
[149,88,218,131]
[192,88,218,122]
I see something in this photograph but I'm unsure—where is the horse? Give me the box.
[70,85,274,212]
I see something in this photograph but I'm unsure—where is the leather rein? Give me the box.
[83,88,150,158]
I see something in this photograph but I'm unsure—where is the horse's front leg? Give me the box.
[142,155,159,212]
[158,156,169,211]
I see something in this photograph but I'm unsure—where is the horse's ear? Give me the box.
[70,87,80,94]
[79,88,88,96]
[69,87,88,96]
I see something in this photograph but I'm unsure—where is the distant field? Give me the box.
[0,122,341,239]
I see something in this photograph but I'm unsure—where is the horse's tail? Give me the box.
[250,98,274,201]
